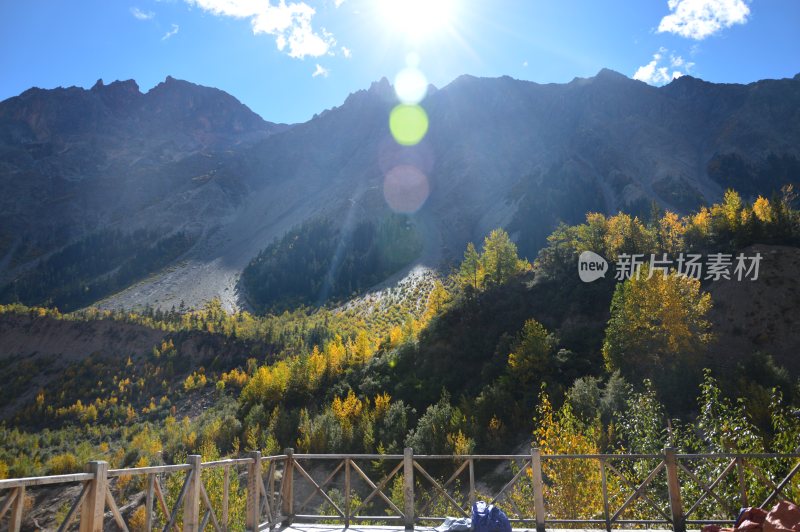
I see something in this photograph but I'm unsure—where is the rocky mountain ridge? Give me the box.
[1,70,798,311]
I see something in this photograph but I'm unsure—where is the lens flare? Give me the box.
[383,165,430,213]
[378,136,434,176]
[389,104,429,146]
[394,67,428,104]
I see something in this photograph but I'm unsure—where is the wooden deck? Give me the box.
[277,524,687,532]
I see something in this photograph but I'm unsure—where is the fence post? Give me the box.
[403,447,414,529]
[665,447,686,532]
[281,448,294,525]
[531,448,546,532]
[184,455,202,532]
[345,458,351,528]
[736,456,748,508]
[80,460,108,532]
[145,474,155,532]
[9,486,24,532]
[600,458,611,532]
[246,451,262,532]
[223,464,230,530]
[469,458,476,508]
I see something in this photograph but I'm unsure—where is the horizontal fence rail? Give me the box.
[0,448,798,531]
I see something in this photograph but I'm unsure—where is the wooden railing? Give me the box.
[0,448,798,531]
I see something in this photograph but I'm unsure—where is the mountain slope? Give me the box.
[1,71,799,311]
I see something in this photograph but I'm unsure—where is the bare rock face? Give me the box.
[1,71,799,311]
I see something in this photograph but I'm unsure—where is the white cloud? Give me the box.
[312,63,329,77]
[131,6,155,20]
[341,46,351,58]
[522,60,528,67]
[658,0,750,40]
[633,49,695,85]
[334,0,345,6]
[185,0,336,58]
[162,23,180,40]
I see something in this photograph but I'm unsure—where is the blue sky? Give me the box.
[1,0,798,124]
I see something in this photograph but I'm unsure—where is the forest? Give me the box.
[0,228,196,311]
[0,187,799,522]
[241,213,423,312]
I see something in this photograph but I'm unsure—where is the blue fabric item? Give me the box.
[472,501,512,532]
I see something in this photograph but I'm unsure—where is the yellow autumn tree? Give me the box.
[658,211,686,254]
[308,345,327,387]
[602,264,712,401]
[753,196,774,223]
[325,335,346,375]
[533,392,603,520]
[421,280,450,324]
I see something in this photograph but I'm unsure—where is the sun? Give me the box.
[377,0,458,43]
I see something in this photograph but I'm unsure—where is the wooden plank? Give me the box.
[163,469,193,532]
[349,459,405,518]
[108,465,191,477]
[292,459,344,517]
[403,448,414,529]
[105,485,130,532]
[282,449,294,524]
[183,455,202,532]
[57,481,89,532]
[203,458,253,467]
[352,461,403,514]
[489,458,530,507]
[297,460,343,513]
[762,459,800,507]
[259,473,273,522]
[531,448,545,532]
[0,488,17,521]
[154,475,179,532]
[664,448,685,532]
[745,460,785,506]
[200,483,223,532]
[0,473,94,489]
[469,459,475,508]
[607,461,669,523]
[246,451,262,532]
[260,461,275,521]
[736,457,748,508]
[679,458,737,517]
[223,465,230,531]
[10,486,24,532]
[600,458,610,532]
[418,459,469,517]
[80,461,108,532]
[145,474,155,532]
[412,461,467,518]
[267,458,277,522]
[345,459,351,527]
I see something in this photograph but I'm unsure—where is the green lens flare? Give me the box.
[389,104,429,146]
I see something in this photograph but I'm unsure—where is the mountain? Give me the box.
[1,71,799,312]
[0,76,285,269]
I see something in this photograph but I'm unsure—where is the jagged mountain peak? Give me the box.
[594,68,630,82]
[91,78,141,93]
[368,76,392,94]
[342,76,397,108]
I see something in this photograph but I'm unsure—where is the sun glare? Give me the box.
[378,0,457,42]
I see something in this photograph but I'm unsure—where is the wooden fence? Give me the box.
[0,448,798,532]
